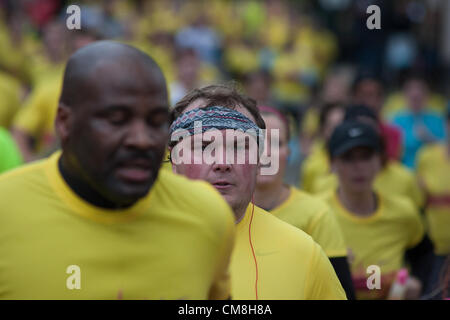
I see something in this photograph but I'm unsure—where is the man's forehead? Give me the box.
[183,99,256,124]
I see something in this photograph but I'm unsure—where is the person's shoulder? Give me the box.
[317,189,335,203]
[0,158,47,187]
[386,161,414,180]
[289,187,331,216]
[254,205,317,253]
[155,170,234,224]
[379,192,418,220]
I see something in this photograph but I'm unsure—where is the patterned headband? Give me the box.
[169,106,264,149]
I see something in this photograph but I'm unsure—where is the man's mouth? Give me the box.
[115,159,153,183]
[212,180,234,190]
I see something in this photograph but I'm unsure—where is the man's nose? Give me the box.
[124,121,154,150]
[212,162,232,172]
[212,146,232,172]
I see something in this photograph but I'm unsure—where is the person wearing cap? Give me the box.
[169,84,347,300]
[416,104,450,298]
[312,105,424,210]
[253,105,356,299]
[322,120,425,300]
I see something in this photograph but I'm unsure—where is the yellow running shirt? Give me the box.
[270,186,347,258]
[312,161,424,209]
[300,140,329,193]
[0,153,235,300]
[417,144,450,255]
[323,191,424,300]
[230,204,347,300]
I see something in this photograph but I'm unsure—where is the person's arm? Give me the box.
[329,257,356,300]
[305,243,347,300]
[405,234,434,290]
[307,204,355,299]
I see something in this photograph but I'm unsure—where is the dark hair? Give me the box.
[351,73,385,95]
[344,104,378,122]
[171,83,266,129]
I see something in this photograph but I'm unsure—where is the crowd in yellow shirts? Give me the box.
[0,0,449,300]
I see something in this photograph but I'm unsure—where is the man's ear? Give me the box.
[55,103,73,146]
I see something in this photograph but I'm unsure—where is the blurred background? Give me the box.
[0,0,449,186]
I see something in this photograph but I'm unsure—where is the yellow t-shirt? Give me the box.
[417,144,450,255]
[0,152,235,299]
[270,186,347,258]
[230,204,346,300]
[323,191,424,300]
[0,71,22,128]
[300,140,329,192]
[312,161,424,209]
[12,75,62,152]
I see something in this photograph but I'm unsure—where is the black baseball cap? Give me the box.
[327,121,382,158]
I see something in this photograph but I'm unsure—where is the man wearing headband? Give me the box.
[322,121,424,300]
[254,105,355,300]
[170,84,346,300]
[416,104,450,299]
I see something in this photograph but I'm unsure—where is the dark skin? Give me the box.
[55,41,170,208]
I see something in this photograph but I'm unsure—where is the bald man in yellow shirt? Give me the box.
[0,42,235,300]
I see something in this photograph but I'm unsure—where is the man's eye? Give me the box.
[107,111,127,125]
[148,113,169,127]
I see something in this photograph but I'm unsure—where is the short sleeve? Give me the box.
[307,205,347,258]
[405,201,425,249]
[305,242,347,300]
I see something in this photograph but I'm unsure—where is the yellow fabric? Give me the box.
[417,144,450,255]
[12,74,62,152]
[0,71,22,128]
[0,152,235,299]
[312,161,424,209]
[230,204,346,300]
[300,140,329,192]
[323,191,424,300]
[271,186,347,257]
[0,22,32,83]
[301,107,320,137]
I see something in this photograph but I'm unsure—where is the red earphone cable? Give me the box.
[249,196,258,300]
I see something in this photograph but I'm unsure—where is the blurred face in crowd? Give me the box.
[331,146,381,195]
[177,51,200,86]
[404,79,428,113]
[256,113,289,188]
[57,48,169,206]
[172,100,260,218]
[245,73,271,104]
[353,79,384,113]
[323,107,344,140]
[43,21,67,61]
